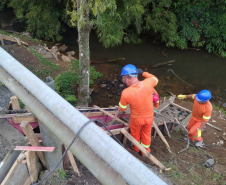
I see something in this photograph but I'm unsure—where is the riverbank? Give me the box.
[0,33,226,185]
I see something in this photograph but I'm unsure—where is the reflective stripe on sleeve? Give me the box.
[203,115,211,120]
[151,77,158,85]
[156,101,159,103]
[119,102,127,109]
[192,94,196,99]
[141,142,150,148]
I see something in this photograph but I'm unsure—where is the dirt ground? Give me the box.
[1,35,226,185]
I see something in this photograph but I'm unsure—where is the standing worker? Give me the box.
[177,90,212,147]
[118,64,158,156]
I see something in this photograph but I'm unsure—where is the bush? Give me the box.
[55,60,103,105]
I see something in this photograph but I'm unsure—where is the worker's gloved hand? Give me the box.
[177,94,186,99]
[137,68,144,75]
[197,128,202,138]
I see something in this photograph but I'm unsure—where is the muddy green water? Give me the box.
[62,29,226,108]
[1,10,226,108]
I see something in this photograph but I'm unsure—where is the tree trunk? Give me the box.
[77,0,91,107]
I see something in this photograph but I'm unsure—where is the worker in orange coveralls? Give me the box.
[118,64,158,156]
[153,88,159,111]
[177,90,212,147]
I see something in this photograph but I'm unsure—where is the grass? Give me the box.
[212,104,226,115]
[29,48,60,70]
[0,30,41,44]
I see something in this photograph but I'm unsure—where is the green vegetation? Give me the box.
[6,0,226,57]
[54,60,102,106]
[58,168,67,180]
[213,104,226,115]
[29,48,60,71]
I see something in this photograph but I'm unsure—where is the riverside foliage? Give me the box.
[6,0,226,57]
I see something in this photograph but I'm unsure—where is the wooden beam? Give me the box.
[66,149,81,177]
[10,96,20,110]
[0,113,33,119]
[163,121,171,139]
[8,101,12,110]
[13,116,38,124]
[17,152,27,162]
[170,102,192,113]
[15,146,55,152]
[1,152,31,185]
[20,121,47,168]
[62,145,71,170]
[82,111,117,117]
[93,105,129,126]
[153,122,172,154]
[25,151,39,183]
[109,109,120,125]
[104,127,129,136]
[0,34,28,46]
[120,128,166,170]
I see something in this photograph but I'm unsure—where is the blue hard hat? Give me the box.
[120,64,138,76]
[196,90,212,102]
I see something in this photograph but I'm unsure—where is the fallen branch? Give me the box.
[207,123,222,131]
[153,60,175,67]
[108,57,125,62]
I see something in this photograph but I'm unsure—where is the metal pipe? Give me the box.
[0,66,126,185]
[0,48,167,185]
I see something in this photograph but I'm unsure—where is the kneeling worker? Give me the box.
[178,90,212,147]
[118,64,158,156]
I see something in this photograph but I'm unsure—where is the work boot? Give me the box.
[130,143,139,153]
[195,140,203,147]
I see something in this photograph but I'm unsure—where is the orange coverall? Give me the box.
[187,94,212,141]
[153,88,159,110]
[119,72,158,153]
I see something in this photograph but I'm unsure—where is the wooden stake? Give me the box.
[152,122,172,153]
[10,96,20,110]
[163,121,171,139]
[120,128,166,170]
[62,145,71,170]
[66,149,81,177]
[20,121,47,168]
[25,151,39,183]
[153,130,157,139]
[109,109,120,125]
[93,105,129,126]
[207,123,222,131]
[13,116,38,124]
[163,97,166,102]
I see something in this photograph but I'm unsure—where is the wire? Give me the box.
[34,119,123,185]
[163,122,190,153]
[169,69,195,88]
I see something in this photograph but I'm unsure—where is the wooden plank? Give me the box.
[15,146,55,152]
[104,127,129,136]
[10,96,20,110]
[93,105,129,126]
[13,116,38,124]
[25,151,39,183]
[62,145,71,170]
[163,121,171,139]
[20,121,47,168]
[8,101,12,110]
[1,152,31,185]
[17,152,27,162]
[159,101,170,112]
[170,102,192,113]
[110,109,120,125]
[153,122,172,153]
[67,150,81,177]
[0,113,33,119]
[181,113,192,127]
[82,111,117,117]
[120,128,166,170]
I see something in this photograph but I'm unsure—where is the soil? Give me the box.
[1,35,226,185]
